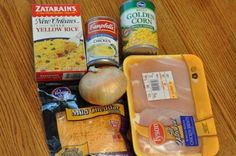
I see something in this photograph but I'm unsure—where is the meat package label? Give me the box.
[180,116,199,146]
[142,71,177,101]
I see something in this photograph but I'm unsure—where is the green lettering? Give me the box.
[127,11,154,24]
[127,13,133,20]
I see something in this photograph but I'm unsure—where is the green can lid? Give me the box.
[120,0,155,14]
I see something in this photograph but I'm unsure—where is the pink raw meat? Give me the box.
[129,57,195,115]
[128,57,201,154]
[137,134,201,155]
[134,107,192,127]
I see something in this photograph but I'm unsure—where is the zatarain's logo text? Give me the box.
[35,5,77,12]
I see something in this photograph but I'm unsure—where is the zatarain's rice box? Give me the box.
[32,4,87,82]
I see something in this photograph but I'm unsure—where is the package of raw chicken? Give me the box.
[38,81,132,156]
[123,55,219,156]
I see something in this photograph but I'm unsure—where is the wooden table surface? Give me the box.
[0,0,235,155]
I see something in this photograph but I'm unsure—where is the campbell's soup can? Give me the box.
[86,16,119,67]
[120,0,159,56]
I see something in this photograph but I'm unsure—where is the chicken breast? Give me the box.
[127,57,201,154]
[134,108,191,127]
[129,57,195,115]
[137,134,201,156]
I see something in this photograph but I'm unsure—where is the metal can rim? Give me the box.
[87,58,119,67]
[120,0,155,6]
[124,44,159,55]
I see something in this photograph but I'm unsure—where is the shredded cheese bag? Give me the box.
[38,81,131,156]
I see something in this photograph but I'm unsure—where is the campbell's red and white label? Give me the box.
[32,4,80,17]
[149,121,166,145]
[86,18,118,39]
[85,17,119,66]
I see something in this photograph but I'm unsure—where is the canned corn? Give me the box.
[120,0,159,55]
[85,16,119,67]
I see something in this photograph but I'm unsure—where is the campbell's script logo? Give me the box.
[35,5,77,12]
[149,121,165,145]
[89,21,115,33]
[51,87,71,100]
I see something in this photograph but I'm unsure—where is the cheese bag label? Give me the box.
[56,143,89,156]
[66,104,125,120]
[32,4,87,82]
[38,81,130,156]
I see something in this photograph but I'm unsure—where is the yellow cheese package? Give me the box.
[123,55,219,156]
[38,81,133,156]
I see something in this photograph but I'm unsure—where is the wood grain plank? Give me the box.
[160,0,236,137]
[0,0,49,155]
[209,91,236,155]
[213,0,236,37]
[157,1,189,54]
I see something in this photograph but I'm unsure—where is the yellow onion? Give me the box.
[79,66,127,105]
